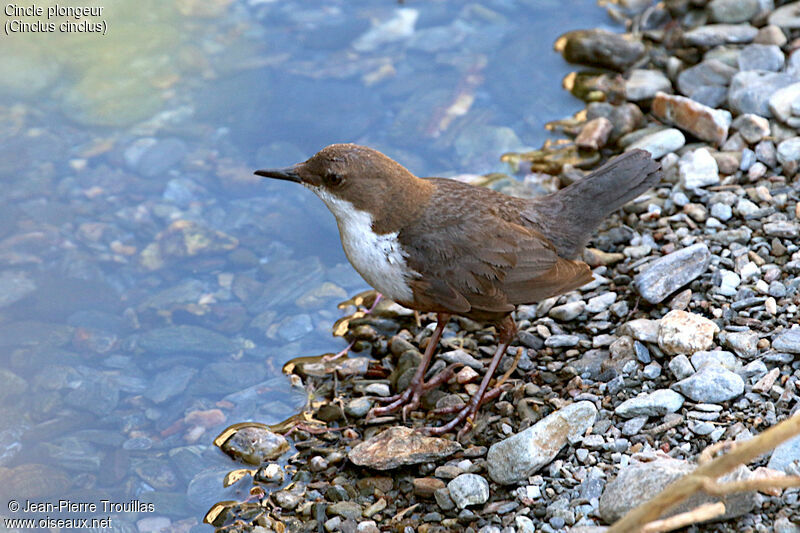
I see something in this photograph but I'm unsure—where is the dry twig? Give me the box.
[609,413,800,533]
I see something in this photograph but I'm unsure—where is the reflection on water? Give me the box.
[0,0,614,530]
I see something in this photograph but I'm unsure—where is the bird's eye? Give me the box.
[326,173,344,187]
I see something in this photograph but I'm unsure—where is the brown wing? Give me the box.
[399,179,593,318]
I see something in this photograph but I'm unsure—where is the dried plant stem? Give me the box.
[608,413,800,533]
[640,502,726,533]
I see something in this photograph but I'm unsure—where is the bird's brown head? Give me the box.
[255,143,433,228]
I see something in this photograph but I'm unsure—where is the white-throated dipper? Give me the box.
[256,144,661,436]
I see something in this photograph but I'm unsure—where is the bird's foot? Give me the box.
[368,363,462,422]
[421,384,507,438]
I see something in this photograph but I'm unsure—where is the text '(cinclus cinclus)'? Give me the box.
[256,144,662,437]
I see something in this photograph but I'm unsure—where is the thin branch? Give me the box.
[640,503,726,533]
[608,413,800,533]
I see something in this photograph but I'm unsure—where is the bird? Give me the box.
[256,143,661,437]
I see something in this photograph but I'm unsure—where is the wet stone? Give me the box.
[221,426,289,465]
[557,29,645,71]
[144,365,197,404]
[348,426,461,470]
[487,401,597,484]
[614,389,684,418]
[633,243,711,304]
[447,474,490,509]
[0,270,36,309]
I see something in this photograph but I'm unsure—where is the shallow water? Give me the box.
[0,0,617,530]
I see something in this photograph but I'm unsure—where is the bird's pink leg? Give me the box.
[368,313,451,421]
[423,315,517,438]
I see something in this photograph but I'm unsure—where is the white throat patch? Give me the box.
[310,186,416,303]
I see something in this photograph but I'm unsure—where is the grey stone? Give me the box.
[777,137,800,166]
[683,24,758,47]
[767,434,800,474]
[586,293,616,314]
[731,113,770,143]
[625,128,685,159]
[769,83,800,122]
[710,203,732,221]
[599,458,761,522]
[709,0,760,23]
[772,328,800,354]
[619,319,661,343]
[719,330,759,358]
[621,415,648,436]
[672,365,745,403]
[658,310,719,355]
[615,389,684,418]
[447,474,490,509]
[691,350,739,372]
[728,71,799,117]
[545,334,581,348]
[737,44,785,72]
[769,1,800,29]
[669,354,695,380]
[625,69,672,101]
[633,243,711,303]
[549,301,585,321]
[487,401,597,484]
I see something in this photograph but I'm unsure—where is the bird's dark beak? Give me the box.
[254,166,302,183]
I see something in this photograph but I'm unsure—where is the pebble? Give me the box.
[766,434,800,474]
[544,334,580,348]
[677,59,736,102]
[691,350,739,372]
[728,71,798,117]
[777,137,800,165]
[599,457,761,522]
[549,301,585,321]
[708,0,760,23]
[614,389,685,418]
[345,397,373,418]
[672,365,745,403]
[738,44,785,72]
[657,310,719,355]
[619,318,660,343]
[769,83,800,123]
[348,426,461,470]
[625,69,672,101]
[447,474,490,509]
[633,243,711,304]
[719,330,759,358]
[586,292,616,313]
[621,416,648,436]
[678,148,721,188]
[487,401,597,484]
[668,354,695,380]
[772,328,800,354]
[732,113,770,144]
[625,128,685,159]
[769,1,800,29]
[683,23,758,47]
[652,93,731,146]
[220,426,289,465]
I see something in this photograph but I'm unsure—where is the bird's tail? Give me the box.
[526,149,662,259]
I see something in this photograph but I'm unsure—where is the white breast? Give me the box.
[312,188,416,303]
